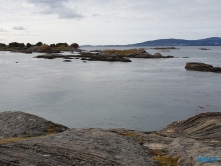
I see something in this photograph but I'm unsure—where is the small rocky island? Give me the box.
[185,62,221,73]
[199,48,210,50]
[0,111,220,165]
[34,48,174,62]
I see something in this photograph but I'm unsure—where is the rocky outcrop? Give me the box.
[1,111,221,165]
[199,48,210,50]
[0,111,68,138]
[134,53,153,58]
[89,54,132,62]
[0,111,221,165]
[185,62,221,73]
[0,111,154,166]
[34,49,174,62]
[128,52,173,59]
[160,112,221,146]
[34,53,63,59]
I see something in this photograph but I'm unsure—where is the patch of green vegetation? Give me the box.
[118,131,139,137]
[149,149,180,166]
[48,123,56,134]
[102,48,146,56]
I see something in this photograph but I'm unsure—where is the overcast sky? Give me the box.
[0,0,221,45]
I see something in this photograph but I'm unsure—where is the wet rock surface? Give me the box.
[185,62,221,73]
[0,111,221,165]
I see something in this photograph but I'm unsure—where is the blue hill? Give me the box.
[129,37,221,46]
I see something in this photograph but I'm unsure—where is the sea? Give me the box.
[0,46,221,131]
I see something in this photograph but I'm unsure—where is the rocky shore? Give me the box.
[0,111,220,166]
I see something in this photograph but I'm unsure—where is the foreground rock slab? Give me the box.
[0,128,155,166]
[1,111,221,165]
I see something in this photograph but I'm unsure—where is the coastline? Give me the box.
[0,111,220,165]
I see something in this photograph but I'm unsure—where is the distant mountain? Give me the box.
[129,37,221,46]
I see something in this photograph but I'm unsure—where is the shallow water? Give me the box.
[0,46,221,131]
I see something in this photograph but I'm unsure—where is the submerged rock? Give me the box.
[63,60,72,62]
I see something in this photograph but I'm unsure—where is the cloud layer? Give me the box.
[0,28,8,32]
[0,0,221,44]
[27,0,83,19]
[12,26,26,30]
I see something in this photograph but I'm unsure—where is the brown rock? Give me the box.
[185,62,221,73]
[185,62,213,71]
[135,53,153,58]
[153,53,163,58]
[210,67,221,73]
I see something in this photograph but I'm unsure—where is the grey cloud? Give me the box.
[92,13,101,17]
[27,0,83,19]
[12,26,26,30]
[0,28,8,32]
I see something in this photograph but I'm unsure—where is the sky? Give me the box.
[0,0,221,45]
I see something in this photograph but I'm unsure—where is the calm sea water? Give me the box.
[0,46,221,131]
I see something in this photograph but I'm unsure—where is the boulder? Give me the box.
[185,62,213,71]
[210,67,221,73]
[135,53,153,58]
[0,111,68,138]
[185,62,221,73]
[153,53,163,58]
[165,55,174,58]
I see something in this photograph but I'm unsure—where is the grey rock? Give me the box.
[1,111,221,165]
[0,111,68,138]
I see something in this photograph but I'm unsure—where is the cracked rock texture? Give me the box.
[0,111,221,165]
